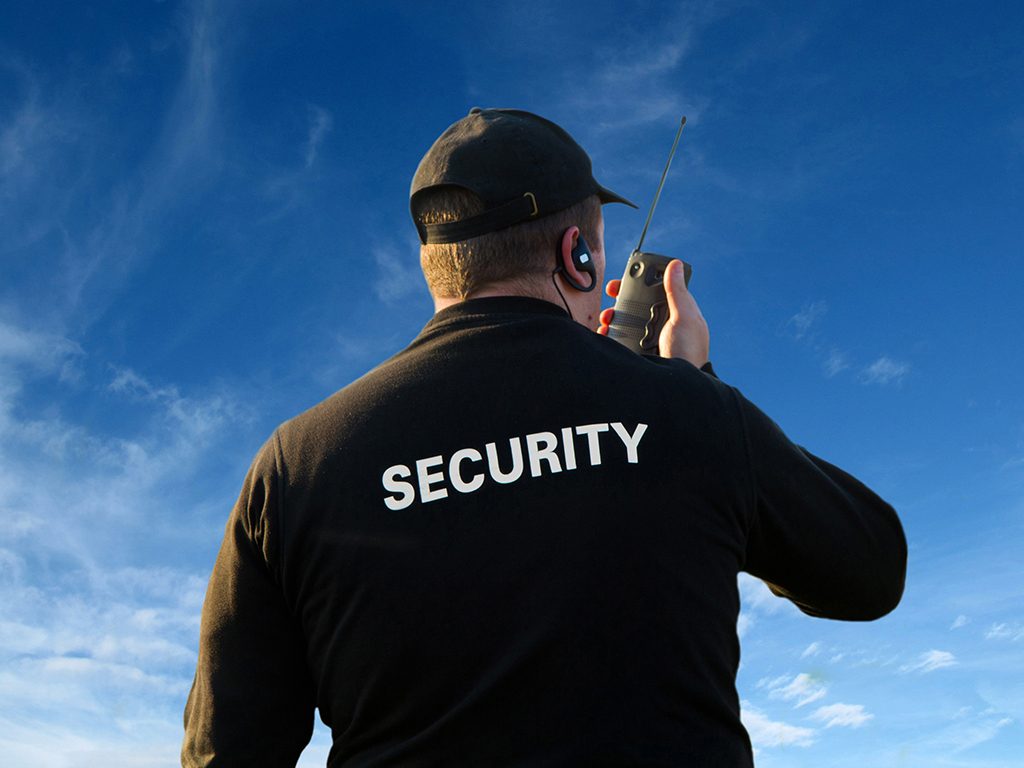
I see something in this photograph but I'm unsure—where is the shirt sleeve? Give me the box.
[735,389,907,621]
[182,431,315,767]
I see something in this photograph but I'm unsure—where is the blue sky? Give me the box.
[1,1,1022,765]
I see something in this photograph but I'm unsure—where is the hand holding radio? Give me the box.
[598,259,709,367]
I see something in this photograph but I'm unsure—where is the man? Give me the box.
[182,108,907,767]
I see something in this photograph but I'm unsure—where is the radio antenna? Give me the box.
[635,115,686,252]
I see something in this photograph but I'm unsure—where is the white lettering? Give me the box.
[449,448,485,493]
[611,422,648,463]
[416,455,448,503]
[485,438,524,484]
[526,431,562,477]
[382,420,650,509]
[575,423,609,466]
[561,426,577,471]
[382,464,416,511]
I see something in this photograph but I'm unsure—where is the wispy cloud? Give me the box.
[925,712,1016,755]
[784,304,912,386]
[985,622,1024,642]
[810,702,873,728]
[952,716,1014,752]
[763,672,828,708]
[0,714,183,768]
[782,304,858,381]
[861,356,911,386]
[373,243,427,305]
[801,641,821,659]
[159,0,221,179]
[0,313,249,763]
[950,614,969,630]
[736,573,800,640]
[0,337,243,545]
[823,348,850,377]
[0,57,92,287]
[600,42,687,84]
[304,105,333,169]
[0,547,208,743]
[0,78,48,182]
[0,321,83,387]
[740,701,816,748]
[787,301,827,340]
[585,41,694,133]
[544,4,728,142]
[900,649,957,674]
[1000,455,1024,471]
[259,102,337,220]
[739,573,796,615]
[0,0,226,328]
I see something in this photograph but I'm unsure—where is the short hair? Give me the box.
[414,188,602,299]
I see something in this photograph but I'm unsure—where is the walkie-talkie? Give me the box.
[607,117,692,355]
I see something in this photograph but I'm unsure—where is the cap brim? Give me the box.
[596,185,638,209]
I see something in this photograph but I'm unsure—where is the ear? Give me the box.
[558,225,582,278]
[556,225,598,293]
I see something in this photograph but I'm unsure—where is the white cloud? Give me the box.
[737,611,754,639]
[734,575,801,641]
[801,641,821,659]
[757,674,790,691]
[109,366,178,400]
[0,714,183,768]
[787,301,827,340]
[373,243,426,305]
[0,97,44,177]
[738,573,795,615]
[950,614,969,629]
[162,0,221,179]
[823,348,850,377]
[740,701,816,748]
[554,4,726,140]
[985,622,1024,641]
[0,321,83,385]
[900,649,957,674]
[304,105,333,169]
[0,312,246,761]
[601,42,687,84]
[932,714,1015,754]
[587,40,696,133]
[766,673,828,708]
[810,702,873,728]
[0,580,203,737]
[0,58,78,209]
[260,103,335,217]
[1,0,227,324]
[0,364,240,529]
[861,356,911,386]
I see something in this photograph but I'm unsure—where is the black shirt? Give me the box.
[182,296,907,767]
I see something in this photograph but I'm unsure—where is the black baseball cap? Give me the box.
[410,107,636,245]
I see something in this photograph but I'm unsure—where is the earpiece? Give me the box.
[554,233,597,292]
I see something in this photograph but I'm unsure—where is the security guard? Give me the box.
[182,108,907,767]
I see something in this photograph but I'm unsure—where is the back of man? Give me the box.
[182,108,906,767]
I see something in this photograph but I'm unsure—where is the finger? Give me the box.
[662,259,690,324]
[599,307,615,326]
[604,279,621,298]
[597,324,608,336]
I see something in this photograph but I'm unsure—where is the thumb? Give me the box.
[663,259,688,321]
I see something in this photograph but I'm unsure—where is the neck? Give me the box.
[433,276,590,325]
